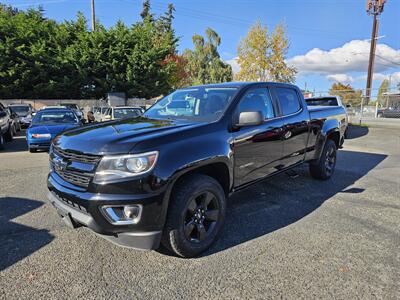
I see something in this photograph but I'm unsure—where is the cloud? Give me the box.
[326,74,354,83]
[287,40,400,75]
[226,57,240,74]
[355,72,400,84]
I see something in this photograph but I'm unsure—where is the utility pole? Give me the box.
[91,0,96,31]
[365,0,386,101]
[363,0,386,123]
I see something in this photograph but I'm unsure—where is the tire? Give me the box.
[309,139,337,180]
[29,148,36,153]
[162,174,226,258]
[0,134,4,150]
[4,125,13,142]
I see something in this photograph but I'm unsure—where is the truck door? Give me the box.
[271,87,310,168]
[232,87,284,187]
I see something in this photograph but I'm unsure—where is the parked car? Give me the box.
[47,82,347,257]
[102,106,143,121]
[27,108,82,152]
[8,103,34,128]
[0,103,14,150]
[6,107,21,133]
[377,107,400,118]
[61,103,84,121]
[94,106,110,122]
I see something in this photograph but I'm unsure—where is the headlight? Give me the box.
[93,151,158,184]
[31,133,51,139]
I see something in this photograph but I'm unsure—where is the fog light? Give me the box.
[124,205,140,219]
[100,205,142,225]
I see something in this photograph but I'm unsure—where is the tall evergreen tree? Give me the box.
[183,28,232,85]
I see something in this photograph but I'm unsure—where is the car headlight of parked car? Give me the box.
[93,151,158,184]
[31,133,51,139]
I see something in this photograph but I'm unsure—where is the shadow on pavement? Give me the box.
[0,197,54,271]
[205,150,386,256]
[346,125,369,139]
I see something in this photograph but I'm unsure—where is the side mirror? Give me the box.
[236,111,263,127]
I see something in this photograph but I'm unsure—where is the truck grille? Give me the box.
[51,146,100,188]
[52,164,93,188]
[53,146,101,164]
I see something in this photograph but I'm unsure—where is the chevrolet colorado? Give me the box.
[47,82,347,257]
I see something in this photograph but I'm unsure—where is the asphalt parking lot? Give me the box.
[0,125,399,299]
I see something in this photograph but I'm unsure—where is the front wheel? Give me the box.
[309,139,337,180]
[162,174,226,258]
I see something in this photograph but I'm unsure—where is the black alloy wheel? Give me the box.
[309,139,337,180]
[324,146,336,177]
[183,191,220,243]
[162,174,226,258]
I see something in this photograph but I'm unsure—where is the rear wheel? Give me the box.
[309,139,337,180]
[162,174,226,258]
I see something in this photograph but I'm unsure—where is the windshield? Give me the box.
[114,108,142,119]
[10,106,30,115]
[145,87,238,121]
[32,110,79,124]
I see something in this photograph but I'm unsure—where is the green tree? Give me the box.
[140,0,153,21]
[329,83,363,106]
[377,79,389,106]
[236,20,296,83]
[0,3,180,99]
[183,28,232,85]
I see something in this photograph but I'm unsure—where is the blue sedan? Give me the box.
[27,108,82,152]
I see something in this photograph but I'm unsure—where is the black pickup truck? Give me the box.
[47,82,347,257]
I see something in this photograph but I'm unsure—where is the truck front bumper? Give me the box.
[48,191,162,250]
[47,173,166,250]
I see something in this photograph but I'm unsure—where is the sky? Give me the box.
[5,0,400,97]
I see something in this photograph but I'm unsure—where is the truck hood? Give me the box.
[53,117,203,155]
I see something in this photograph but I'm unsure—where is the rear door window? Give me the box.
[274,87,301,116]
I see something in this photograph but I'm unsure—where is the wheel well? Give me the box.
[172,163,231,197]
[327,131,340,148]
